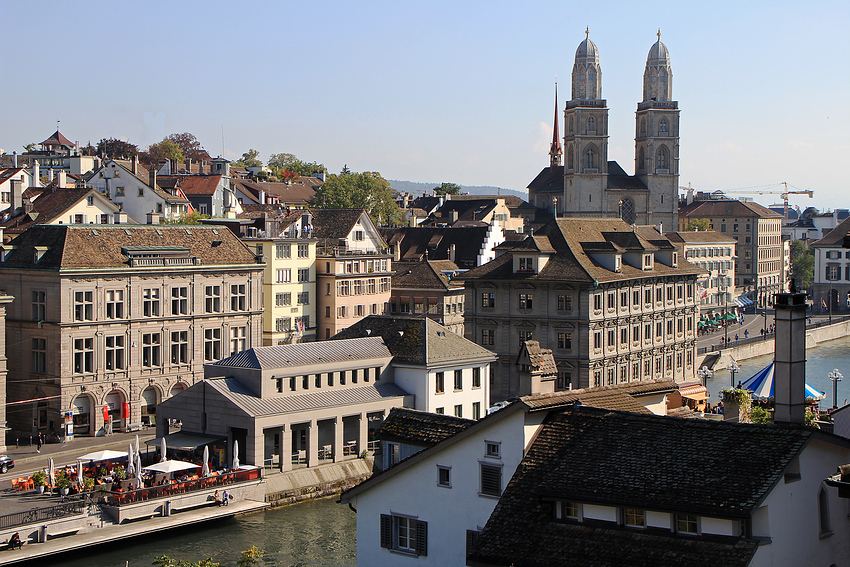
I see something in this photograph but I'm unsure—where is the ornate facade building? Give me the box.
[529,31,680,230]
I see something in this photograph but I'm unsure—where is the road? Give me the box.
[696,308,833,350]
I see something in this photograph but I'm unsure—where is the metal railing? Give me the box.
[698,315,850,354]
[102,468,261,507]
[0,499,87,530]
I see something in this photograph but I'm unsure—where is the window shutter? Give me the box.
[465,529,480,558]
[415,520,428,556]
[380,514,392,549]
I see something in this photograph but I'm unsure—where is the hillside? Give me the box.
[389,180,527,201]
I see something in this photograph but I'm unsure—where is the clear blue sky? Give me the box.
[1,1,847,211]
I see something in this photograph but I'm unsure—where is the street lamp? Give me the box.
[829,369,843,409]
[698,365,713,388]
[729,360,740,388]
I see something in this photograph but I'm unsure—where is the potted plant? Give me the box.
[113,466,126,480]
[82,477,95,492]
[55,471,71,496]
[32,470,47,494]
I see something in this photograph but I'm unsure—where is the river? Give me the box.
[705,334,850,408]
[58,496,356,567]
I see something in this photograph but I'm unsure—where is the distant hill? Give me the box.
[390,180,527,201]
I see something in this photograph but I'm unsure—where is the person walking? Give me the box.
[744,329,749,339]
[735,333,739,343]
[36,432,43,454]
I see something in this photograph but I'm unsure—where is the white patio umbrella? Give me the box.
[76,460,83,485]
[232,440,239,470]
[134,435,140,462]
[127,443,135,476]
[202,445,210,477]
[77,449,128,462]
[160,437,167,462]
[134,454,143,489]
[47,457,55,487]
[143,459,200,474]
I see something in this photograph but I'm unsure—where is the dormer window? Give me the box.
[518,257,534,272]
[34,246,48,263]
[614,256,621,272]
[643,254,653,270]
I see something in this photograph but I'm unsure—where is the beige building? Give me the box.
[0,225,263,439]
[678,196,784,307]
[665,230,737,313]
[313,209,393,340]
[457,218,704,401]
[390,260,466,335]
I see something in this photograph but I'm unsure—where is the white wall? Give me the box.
[350,409,527,566]
[393,364,489,418]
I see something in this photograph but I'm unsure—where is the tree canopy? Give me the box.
[310,170,402,226]
[267,153,325,177]
[232,149,262,168]
[165,132,208,161]
[433,182,462,195]
[789,239,814,290]
[96,138,138,159]
[141,139,185,165]
[686,218,712,231]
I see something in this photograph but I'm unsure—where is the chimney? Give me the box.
[773,282,808,424]
[146,211,161,225]
[450,210,458,224]
[58,170,67,188]
[132,155,138,175]
[10,179,22,216]
[47,169,54,182]
[149,167,157,190]
[114,211,128,224]
[12,152,17,168]
[32,161,40,186]
[258,189,265,205]
[170,158,177,175]
[449,243,456,264]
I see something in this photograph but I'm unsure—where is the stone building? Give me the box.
[810,215,850,314]
[457,217,704,401]
[389,260,466,335]
[0,224,263,439]
[665,230,737,313]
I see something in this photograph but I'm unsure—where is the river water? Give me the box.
[60,496,356,567]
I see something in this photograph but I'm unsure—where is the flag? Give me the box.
[823,299,828,310]
[701,290,708,299]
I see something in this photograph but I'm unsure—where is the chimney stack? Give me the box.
[57,170,67,188]
[9,179,22,216]
[32,161,40,186]
[773,282,808,424]
[146,211,161,225]
[149,167,157,190]
[132,155,138,175]
[12,152,17,168]
[114,211,128,224]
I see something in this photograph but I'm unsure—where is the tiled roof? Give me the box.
[332,315,496,366]
[310,208,366,240]
[520,380,676,414]
[664,230,737,244]
[811,215,850,247]
[0,168,26,185]
[519,341,557,376]
[527,166,563,193]
[378,226,491,267]
[375,407,474,446]
[40,130,74,148]
[468,405,814,566]
[205,378,409,418]
[0,186,118,234]
[391,260,462,291]
[211,337,392,370]
[2,224,257,269]
[177,175,222,196]
[456,218,705,285]
[420,199,497,225]
[607,161,649,191]
[679,199,782,219]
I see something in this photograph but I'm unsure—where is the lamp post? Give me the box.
[698,365,713,388]
[723,286,729,346]
[729,360,740,388]
[829,369,843,409]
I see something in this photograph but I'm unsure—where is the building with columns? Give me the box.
[528,31,680,230]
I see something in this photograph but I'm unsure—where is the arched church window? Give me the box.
[587,116,595,133]
[659,118,668,135]
[620,198,635,224]
[656,146,668,171]
[638,148,645,172]
[568,145,574,169]
[640,118,646,137]
[585,147,596,170]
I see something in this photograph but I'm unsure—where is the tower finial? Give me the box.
[585,26,590,39]
[549,80,562,169]
[657,28,661,40]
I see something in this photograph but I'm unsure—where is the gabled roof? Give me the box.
[467,405,818,566]
[2,224,257,269]
[0,168,27,185]
[40,130,74,148]
[391,260,463,291]
[379,225,491,267]
[420,198,498,226]
[527,165,563,194]
[517,340,557,377]
[664,230,737,244]
[210,336,392,370]
[0,186,119,234]
[679,198,782,219]
[606,160,648,191]
[177,175,222,196]
[811,215,850,247]
[331,315,496,367]
[310,208,368,240]
[375,407,474,447]
[231,178,317,205]
[519,380,677,414]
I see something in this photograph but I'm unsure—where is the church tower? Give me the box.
[563,29,608,216]
[635,30,679,229]
[549,82,562,168]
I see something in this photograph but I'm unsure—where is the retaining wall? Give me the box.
[263,457,374,507]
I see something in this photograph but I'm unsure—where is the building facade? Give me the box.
[665,230,737,312]
[810,216,850,314]
[458,218,703,401]
[0,225,263,439]
[389,260,466,335]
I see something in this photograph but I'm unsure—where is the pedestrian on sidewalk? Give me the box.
[36,432,43,454]
[735,333,739,343]
[744,329,749,339]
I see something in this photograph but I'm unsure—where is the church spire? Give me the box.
[549,81,562,168]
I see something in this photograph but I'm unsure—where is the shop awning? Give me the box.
[145,432,225,451]
[678,382,708,401]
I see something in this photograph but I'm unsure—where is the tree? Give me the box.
[311,170,403,226]
[231,149,262,168]
[165,132,208,161]
[686,218,711,231]
[96,138,138,159]
[433,182,462,196]
[141,139,184,165]
[152,547,264,567]
[267,153,325,177]
[790,239,814,290]
[237,546,264,567]
[23,142,37,153]
[160,211,211,225]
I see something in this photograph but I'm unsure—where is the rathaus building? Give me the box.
[528,31,680,231]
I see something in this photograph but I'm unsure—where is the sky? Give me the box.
[1,0,848,211]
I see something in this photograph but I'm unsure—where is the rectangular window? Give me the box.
[231,326,247,353]
[676,514,698,535]
[31,290,46,321]
[297,243,309,258]
[276,268,291,283]
[297,292,309,305]
[557,332,572,349]
[142,288,160,317]
[435,372,444,394]
[472,402,481,420]
[142,333,161,367]
[204,328,221,361]
[556,502,580,520]
[171,331,188,364]
[486,441,501,458]
[481,329,494,346]
[367,279,376,294]
[624,508,645,528]
[473,367,481,388]
[518,293,533,309]
[454,404,463,417]
[594,294,602,310]
[594,331,602,349]
[205,285,221,313]
[454,369,463,391]
[607,294,615,309]
[518,257,533,272]
[519,330,533,346]
[353,280,363,295]
[275,318,290,332]
[557,294,572,311]
[230,284,246,311]
[297,268,310,283]
[480,463,502,497]
[105,335,125,371]
[338,281,350,296]
[74,291,94,321]
[275,293,285,307]
[31,338,46,374]
[482,292,495,308]
[171,287,188,315]
[337,306,348,318]
[276,244,291,259]
[380,515,427,556]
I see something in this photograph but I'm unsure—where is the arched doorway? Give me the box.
[141,386,159,426]
[170,382,187,398]
[104,390,126,433]
[70,394,94,436]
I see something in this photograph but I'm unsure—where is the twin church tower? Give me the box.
[528,30,679,230]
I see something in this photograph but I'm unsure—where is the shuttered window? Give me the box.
[380,514,427,556]
[480,463,502,497]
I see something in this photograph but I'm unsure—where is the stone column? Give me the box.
[277,426,285,473]
[358,412,369,457]
[333,416,344,463]
[307,419,318,468]
[281,425,292,472]
[250,431,264,468]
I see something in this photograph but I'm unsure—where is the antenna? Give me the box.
[221,126,225,159]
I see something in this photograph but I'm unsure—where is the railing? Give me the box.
[0,499,87,530]
[102,468,261,507]
[698,314,850,354]
[128,256,198,267]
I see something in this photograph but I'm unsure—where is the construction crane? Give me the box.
[681,182,813,220]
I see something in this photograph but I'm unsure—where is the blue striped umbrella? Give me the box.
[740,363,825,401]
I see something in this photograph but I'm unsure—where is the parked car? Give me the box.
[0,455,14,474]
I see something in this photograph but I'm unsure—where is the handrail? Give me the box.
[102,468,260,507]
[0,499,87,530]
[697,314,850,354]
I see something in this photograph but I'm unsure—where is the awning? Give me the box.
[736,296,753,306]
[145,432,225,451]
[678,382,708,401]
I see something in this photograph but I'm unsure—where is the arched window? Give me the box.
[640,118,646,137]
[819,487,831,535]
[620,198,635,224]
[638,148,645,172]
[656,146,669,171]
[585,147,596,170]
[587,116,596,133]
[659,118,668,135]
[567,144,574,169]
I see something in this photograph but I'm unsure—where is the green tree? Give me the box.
[433,182,462,196]
[267,153,325,177]
[96,138,138,159]
[160,211,210,225]
[311,170,402,226]
[232,149,262,168]
[142,139,185,165]
[237,546,264,567]
[152,556,219,567]
[23,142,37,152]
[789,239,814,290]
[686,218,711,231]
[165,132,207,161]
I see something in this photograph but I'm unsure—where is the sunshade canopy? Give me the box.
[740,363,826,401]
[78,450,128,462]
[143,459,200,474]
[145,432,224,451]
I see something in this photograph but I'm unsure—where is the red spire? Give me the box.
[549,82,562,168]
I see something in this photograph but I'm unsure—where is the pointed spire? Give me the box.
[549,80,562,168]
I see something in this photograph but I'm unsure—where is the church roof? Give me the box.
[647,38,670,64]
[39,130,74,148]
[575,35,600,62]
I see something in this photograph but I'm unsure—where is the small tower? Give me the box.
[549,82,562,168]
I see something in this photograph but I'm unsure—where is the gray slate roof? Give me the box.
[210,337,392,370]
[375,407,474,447]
